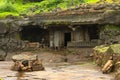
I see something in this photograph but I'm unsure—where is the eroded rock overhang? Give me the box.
[26,3,120,28]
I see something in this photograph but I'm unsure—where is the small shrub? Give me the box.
[0,0,17,12]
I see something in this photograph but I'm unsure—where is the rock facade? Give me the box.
[0,3,120,60]
[99,25,120,44]
[0,19,22,60]
[11,52,45,71]
[93,44,120,79]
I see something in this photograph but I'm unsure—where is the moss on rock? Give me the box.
[93,44,120,74]
[104,25,120,31]
[94,45,109,53]
[94,44,120,55]
[109,44,120,54]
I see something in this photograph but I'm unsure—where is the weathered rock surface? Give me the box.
[0,3,119,50]
[115,72,120,80]
[93,44,120,79]
[0,50,6,61]
[27,3,120,26]
[99,25,120,44]
[0,3,120,28]
[11,52,45,71]
[0,3,119,61]
[0,22,8,34]
[12,52,37,61]
[0,19,24,59]
[94,44,120,66]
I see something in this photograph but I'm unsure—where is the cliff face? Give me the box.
[0,19,22,60]
[99,25,120,44]
[93,44,120,79]
[0,3,119,60]
[0,3,119,46]
[26,3,120,26]
[0,3,119,39]
[0,3,119,27]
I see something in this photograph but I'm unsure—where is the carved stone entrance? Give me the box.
[64,32,71,46]
[20,26,49,47]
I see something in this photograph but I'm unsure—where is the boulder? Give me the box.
[102,59,113,73]
[115,72,120,80]
[12,52,37,61]
[93,44,120,74]
[11,52,45,71]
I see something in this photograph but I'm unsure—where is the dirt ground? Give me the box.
[0,61,114,80]
[0,48,114,80]
[6,48,93,63]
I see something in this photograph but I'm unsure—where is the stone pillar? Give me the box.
[85,28,90,42]
[53,31,60,49]
[49,31,54,48]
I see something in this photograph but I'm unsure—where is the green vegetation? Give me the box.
[0,0,119,18]
[0,78,3,80]
[0,0,17,12]
[94,45,109,53]
[86,0,99,3]
[0,0,98,17]
[94,44,120,54]
[110,44,120,54]
[104,25,120,31]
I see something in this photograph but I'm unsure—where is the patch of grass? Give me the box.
[0,0,17,13]
[0,12,19,18]
[86,0,99,3]
[0,0,86,17]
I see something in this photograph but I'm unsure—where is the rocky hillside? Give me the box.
[0,0,119,18]
[93,44,120,80]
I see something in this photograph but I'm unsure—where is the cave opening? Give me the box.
[20,26,49,46]
[87,24,100,41]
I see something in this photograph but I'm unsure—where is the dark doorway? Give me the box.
[88,26,99,40]
[64,32,71,46]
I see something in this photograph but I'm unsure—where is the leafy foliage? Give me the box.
[0,0,17,13]
[0,0,119,17]
[86,0,99,3]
